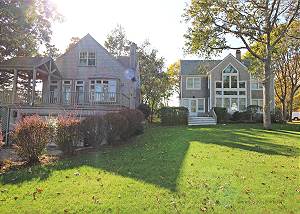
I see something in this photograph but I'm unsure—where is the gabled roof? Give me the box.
[180,60,221,75]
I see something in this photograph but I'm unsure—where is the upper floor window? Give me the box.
[223,65,238,73]
[186,77,201,89]
[251,80,263,90]
[79,51,96,66]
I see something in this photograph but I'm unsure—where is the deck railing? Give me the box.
[0,90,130,108]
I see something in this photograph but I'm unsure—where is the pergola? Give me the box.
[0,56,61,105]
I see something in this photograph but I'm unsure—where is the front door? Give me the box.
[189,99,198,116]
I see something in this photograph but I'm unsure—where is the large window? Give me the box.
[79,51,96,66]
[252,99,263,107]
[90,79,117,102]
[186,77,201,89]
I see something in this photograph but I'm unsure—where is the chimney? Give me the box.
[129,43,137,69]
[236,50,241,61]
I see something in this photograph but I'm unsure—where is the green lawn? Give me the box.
[0,124,299,213]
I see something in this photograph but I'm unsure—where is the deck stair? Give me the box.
[188,116,217,126]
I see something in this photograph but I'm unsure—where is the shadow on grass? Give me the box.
[0,124,298,190]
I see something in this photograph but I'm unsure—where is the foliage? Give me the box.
[120,109,145,139]
[183,0,300,129]
[12,115,50,163]
[137,103,151,120]
[244,21,300,121]
[104,24,131,57]
[213,107,228,123]
[103,113,128,144]
[271,108,286,123]
[42,43,61,59]
[166,61,180,96]
[1,124,299,213]
[65,37,81,52]
[0,0,62,61]
[56,116,80,155]
[159,107,188,126]
[79,115,107,148]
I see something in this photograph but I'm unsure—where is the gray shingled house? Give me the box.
[0,34,140,132]
[180,50,274,125]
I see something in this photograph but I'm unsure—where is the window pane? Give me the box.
[79,59,87,65]
[80,52,87,59]
[223,76,230,88]
[224,98,230,109]
[198,99,204,111]
[194,78,201,89]
[182,99,189,108]
[239,98,246,111]
[224,91,237,95]
[231,76,237,88]
[259,99,263,107]
[187,78,193,88]
[216,98,222,107]
[88,59,96,66]
[239,91,246,95]
[88,52,95,59]
[251,83,258,89]
[252,100,258,106]
[239,82,246,88]
[223,65,238,73]
[216,91,222,95]
[216,82,222,88]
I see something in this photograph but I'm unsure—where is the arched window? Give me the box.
[223,65,238,73]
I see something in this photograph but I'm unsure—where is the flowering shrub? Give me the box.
[12,115,50,163]
[56,116,80,155]
[80,115,107,148]
[120,109,144,140]
[104,112,129,144]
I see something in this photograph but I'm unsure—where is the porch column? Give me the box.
[31,68,37,105]
[12,68,18,103]
[47,61,51,103]
[27,76,31,103]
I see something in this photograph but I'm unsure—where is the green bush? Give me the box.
[120,109,145,139]
[213,107,228,123]
[104,112,129,144]
[56,116,80,155]
[12,115,50,163]
[137,103,151,120]
[159,107,188,126]
[271,108,285,123]
[232,111,251,122]
[80,115,107,148]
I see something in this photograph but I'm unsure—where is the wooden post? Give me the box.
[47,62,51,103]
[27,73,31,103]
[31,68,37,105]
[12,69,18,103]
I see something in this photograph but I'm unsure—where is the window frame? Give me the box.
[79,51,96,66]
[186,77,201,90]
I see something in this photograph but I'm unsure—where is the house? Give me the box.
[0,34,140,133]
[180,50,275,125]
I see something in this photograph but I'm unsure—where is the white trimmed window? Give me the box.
[186,77,201,89]
[79,51,96,66]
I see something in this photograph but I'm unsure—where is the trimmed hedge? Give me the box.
[159,107,188,126]
[213,107,229,123]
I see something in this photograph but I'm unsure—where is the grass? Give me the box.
[0,123,299,213]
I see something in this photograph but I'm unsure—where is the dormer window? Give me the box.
[79,51,96,66]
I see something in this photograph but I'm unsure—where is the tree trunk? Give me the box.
[288,93,294,122]
[281,100,287,121]
[263,54,272,129]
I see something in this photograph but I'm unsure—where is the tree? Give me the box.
[166,61,180,96]
[104,24,131,57]
[65,37,81,52]
[244,22,300,121]
[42,43,61,59]
[0,0,62,61]
[184,0,300,129]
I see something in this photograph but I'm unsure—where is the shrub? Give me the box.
[120,109,144,139]
[80,115,107,148]
[137,103,151,120]
[56,116,80,155]
[213,107,228,123]
[12,115,50,163]
[104,112,129,144]
[271,108,285,123]
[159,107,188,126]
[0,122,3,149]
[232,111,251,122]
